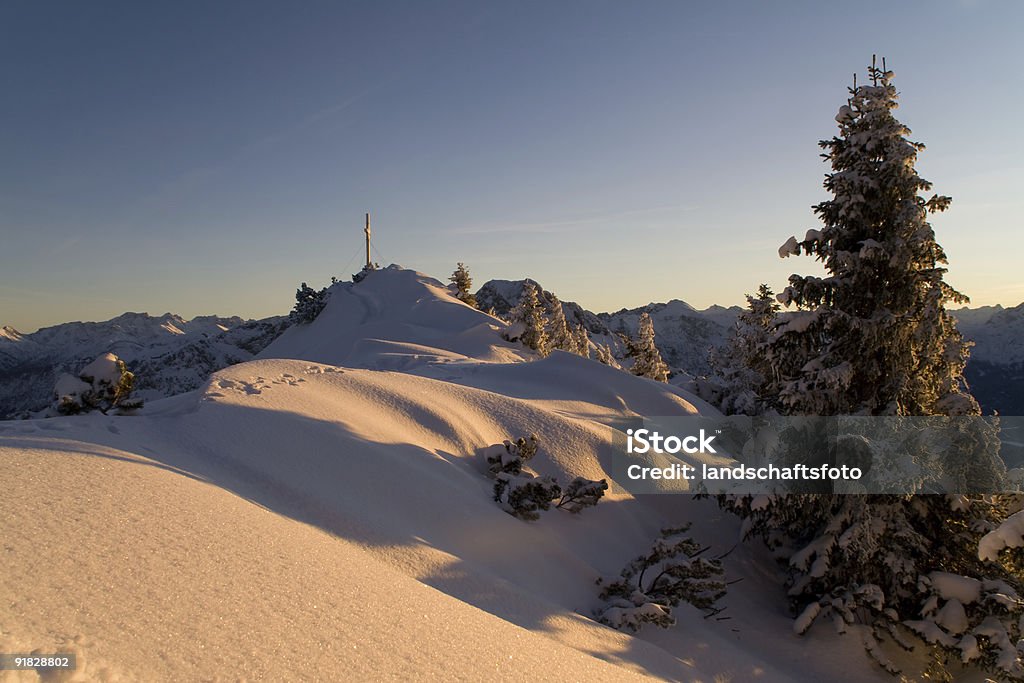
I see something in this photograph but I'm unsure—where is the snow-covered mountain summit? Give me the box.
[262,266,530,369]
[262,267,709,418]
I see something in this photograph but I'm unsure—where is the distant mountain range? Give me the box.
[0,312,287,418]
[2,281,1020,418]
[950,304,1024,415]
[477,280,1024,416]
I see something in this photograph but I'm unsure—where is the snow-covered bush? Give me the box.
[494,473,562,521]
[596,525,726,632]
[483,435,606,520]
[556,477,608,513]
[484,435,539,476]
[980,509,1024,562]
[449,263,478,308]
[290,282,329,324]
[628,312,669,382]
[53,353,142,415]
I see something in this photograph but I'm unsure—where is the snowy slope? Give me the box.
[1,429,655,682]
[1,267,906,681]
[0,359,879,682]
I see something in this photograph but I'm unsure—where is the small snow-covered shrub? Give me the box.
[494,472,561,521]
[556,477,608,513]
[290,282,329,324]
[494,474,607,521]
[484,435,539,476]
[596,525,726,632]
[53,353,143,415]
[483,434,607,521]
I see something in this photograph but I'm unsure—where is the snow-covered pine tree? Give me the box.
[449,262,478,308]
[572,324,590,357]
[629,312,669,382]
[544,292,573,353]
[595,343,617,367]
[707,284,779,415]
[510,282,551,357]
[721,60,1024,680]
[290,282,328,324]
[771,57,976,418]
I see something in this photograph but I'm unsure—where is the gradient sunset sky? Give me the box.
[2,0,1022,331]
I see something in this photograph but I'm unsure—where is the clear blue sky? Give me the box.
[2,1,1022,331]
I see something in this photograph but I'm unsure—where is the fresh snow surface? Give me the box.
[1,267,903,681]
